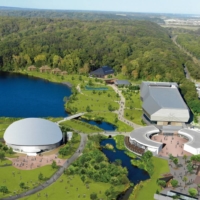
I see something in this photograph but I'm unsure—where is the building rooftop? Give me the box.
[130,125,162,148]
[114,80,130,85]
[178,128,200,149]
[140,81,190,122]
[4,118,62,146]
[90,66,114,76]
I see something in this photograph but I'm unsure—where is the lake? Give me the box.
[80,119,116,131]
[0,72,72,117]
[100,138,150,184]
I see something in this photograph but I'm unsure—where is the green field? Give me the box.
[0,159,12,166]
[60,120,103,134]
[67,87,120,113]
[0,165,57,198]
[20,174,126,200]
[124,109,144,126]
[124,92,142,109]
[130,157,169,200]
[19,70,91,87]
[83,112,133,132]
[58,133,81,159]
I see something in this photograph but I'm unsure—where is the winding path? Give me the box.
[109,84,142,130]
[1,133,87,200]
[1,83,142,199]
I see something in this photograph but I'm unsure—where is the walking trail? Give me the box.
[1,133,87,200]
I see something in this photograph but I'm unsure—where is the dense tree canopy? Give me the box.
[0,16,199,113]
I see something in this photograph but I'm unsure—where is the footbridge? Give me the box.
[57,112,86,124]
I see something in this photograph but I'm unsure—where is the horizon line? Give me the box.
[0,6,199,16]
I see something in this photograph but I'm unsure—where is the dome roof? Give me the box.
[4,118,62,146]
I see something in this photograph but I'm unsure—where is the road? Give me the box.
[1,133,87,200]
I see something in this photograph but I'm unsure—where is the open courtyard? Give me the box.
[151,134,192,157]
[7,154,66,170]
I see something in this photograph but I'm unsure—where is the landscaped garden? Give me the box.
[58,132,81,159]
[0,165,57,198]
[20,134,129,200]
[60,120,103,134]
[130,157,169,200]
[66,86,120,114]
[20,174,125,200]
[83,112,133,132]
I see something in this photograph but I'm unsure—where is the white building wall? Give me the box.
[184,144,198,155]
[151,108,189,122]
[6,141,61,154]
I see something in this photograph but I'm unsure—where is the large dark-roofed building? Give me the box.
[141,81,190,125]
[90,66,114,78]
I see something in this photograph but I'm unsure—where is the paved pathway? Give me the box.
[7,153,66,170]
[109,84,142,130]
[1,133,87,200]
[56,112,86,124]
[161,156,199,199]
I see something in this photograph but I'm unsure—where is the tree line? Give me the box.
[0,16,200,114]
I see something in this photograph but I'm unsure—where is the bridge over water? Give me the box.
[56,112,86,124]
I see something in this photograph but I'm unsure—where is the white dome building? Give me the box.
[4,118,63,154]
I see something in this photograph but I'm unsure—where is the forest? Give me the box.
[0,8,164,23]
[0,16,200,113]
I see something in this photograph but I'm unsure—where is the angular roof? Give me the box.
[141,81,189,116]
[90,66,114,76]
[4,118,62,146]
[115,80,130,85]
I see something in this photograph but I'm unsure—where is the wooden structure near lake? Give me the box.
[39,65,51,73]
[51,68,61,75]
[27,65,36,71]
[61,71,67,76]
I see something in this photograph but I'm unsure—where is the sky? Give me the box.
[0,0,200,15]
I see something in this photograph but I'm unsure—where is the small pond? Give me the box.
[85,85,108,91]
[100,138,150,184]
[0,72,72,117]
[80,119,116,131]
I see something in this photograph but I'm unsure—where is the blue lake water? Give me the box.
[0,72,72,117]
[80,119,116,131]
[100,139,150,184]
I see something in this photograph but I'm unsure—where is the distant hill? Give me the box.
[0,6,33,10]
[0,7,164,23]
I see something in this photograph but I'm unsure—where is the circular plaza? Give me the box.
[125,125,200,157]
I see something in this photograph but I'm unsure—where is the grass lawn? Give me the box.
[0,158,12,166]
[0,118,21,138]
[84,112,133,132]
[67,88,119,113]
[0,165,57,198]
[124,93,142,109]
[124,109,144,126]
[113,135,126,150]
[19,70,91,87]
[130,157,169,200]
[20,174,126,200]
[60,120,103,134]
[58,133,81,159]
